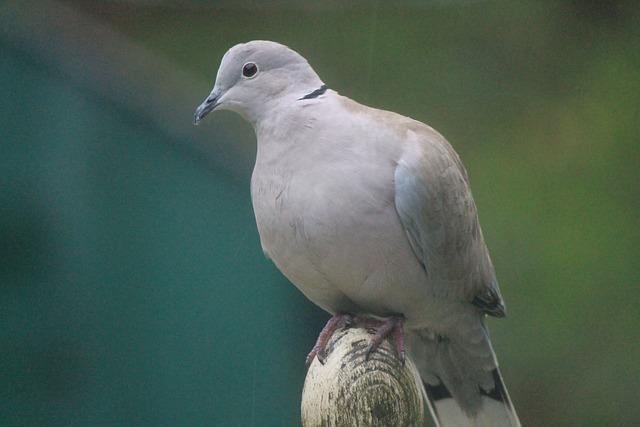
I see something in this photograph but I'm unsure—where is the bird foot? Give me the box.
[305,314,354,368]
[354,314,406,365]
[305,314,406,368]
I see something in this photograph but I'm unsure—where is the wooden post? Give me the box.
[301,326,425,427]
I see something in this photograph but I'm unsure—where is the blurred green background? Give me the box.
[1,1,638,426]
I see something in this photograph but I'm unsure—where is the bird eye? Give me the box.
[242,62,258,78]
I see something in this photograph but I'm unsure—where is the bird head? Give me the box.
[194,40,324,125]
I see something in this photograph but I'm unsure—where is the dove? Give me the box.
[194,40,521,427]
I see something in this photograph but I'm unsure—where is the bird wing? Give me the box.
[393,123,504,316]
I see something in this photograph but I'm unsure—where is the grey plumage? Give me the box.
[195,40,521,426]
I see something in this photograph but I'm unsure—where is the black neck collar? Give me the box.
[299,84,328,100]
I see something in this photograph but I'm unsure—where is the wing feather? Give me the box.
[394,125,504,315]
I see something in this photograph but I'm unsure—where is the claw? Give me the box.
[306,314,407,367]
[398,350,407,366]
[357,314,406,363]
[365,343,374,360]
[305,314,352,368]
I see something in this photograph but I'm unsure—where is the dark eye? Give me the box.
[242,62,258,78]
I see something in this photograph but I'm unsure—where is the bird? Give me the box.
[194,40,521,427]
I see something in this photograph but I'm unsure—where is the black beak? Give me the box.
[193,93,219,125]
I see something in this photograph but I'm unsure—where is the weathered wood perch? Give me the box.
[301,326,426,427]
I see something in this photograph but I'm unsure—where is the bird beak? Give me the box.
[193,89,221,125]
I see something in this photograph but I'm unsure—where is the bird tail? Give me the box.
[406,326,521,427]
[424,367,521,427]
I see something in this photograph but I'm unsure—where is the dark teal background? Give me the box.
[1,1,639,426]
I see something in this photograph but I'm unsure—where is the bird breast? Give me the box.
[249,111,433,319]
